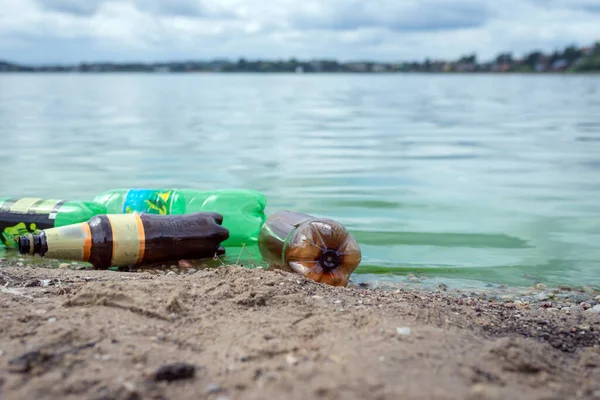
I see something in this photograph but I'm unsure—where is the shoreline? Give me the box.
[2,71,600,75]
[1,253,598,301]
[0,262,598,399]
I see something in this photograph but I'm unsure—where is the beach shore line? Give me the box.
[0,261,599,399]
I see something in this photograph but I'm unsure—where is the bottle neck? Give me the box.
[18,232,48,256]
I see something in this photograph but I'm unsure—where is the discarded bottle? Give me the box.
[18,212,229,269]
[0,197,106,248]
[93,189,266,246]
[258,210,361,287]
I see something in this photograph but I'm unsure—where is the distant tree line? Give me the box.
[1,41,599,73]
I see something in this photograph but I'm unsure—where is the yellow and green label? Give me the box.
[122,190,175,215]
[0,198,66,247]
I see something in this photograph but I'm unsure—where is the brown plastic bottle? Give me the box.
[18,212,229,269]
[258,210,361,286]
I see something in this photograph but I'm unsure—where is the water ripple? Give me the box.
[1,73,599,289]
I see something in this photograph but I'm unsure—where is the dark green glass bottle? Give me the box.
[0,197,106,248]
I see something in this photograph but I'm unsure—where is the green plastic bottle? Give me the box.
[0,197,107,248]
[93,189,266,246]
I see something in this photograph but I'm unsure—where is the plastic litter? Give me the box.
[258,210,361,286]
[0,197,106,248]
[93,189,266,246]
[18,212,229,269]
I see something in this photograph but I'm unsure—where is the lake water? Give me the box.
[1,73,599,290]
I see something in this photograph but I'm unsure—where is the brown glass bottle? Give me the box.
[18,212,229,269]
[258,210,361,286]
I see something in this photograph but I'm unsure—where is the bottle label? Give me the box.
[0,198,66,247]
[122,190,174,215]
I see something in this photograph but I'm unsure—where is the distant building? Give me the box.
[371,64,387,73]
[492,63,511,72]
[346,63,368,72]
[456,63,476,72]
[552,59,569,71]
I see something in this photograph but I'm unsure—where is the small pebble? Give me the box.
[538,301,552,309]
[580,302,591,310]
[58,263,70,269]
[188,268,197,274]
[205,383,222,394]
[514,301,530,309]
[286,354,299,365]
[378,356,385,362]
[595,295,600,302]
[165,271,176,276]
[584,308,599,314]
[16,262,24,267]
[588,300,598,306]
[578,325,591,331]
[466,298,475,306]
[537,293,549,301]
[47,317,56,323]
[471,384,488,396]
[594,304,600,311]
[396,327,412,336]
[154,362,196,382]
[122,381,136,392]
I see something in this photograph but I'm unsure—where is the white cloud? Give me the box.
[0,0,598,64]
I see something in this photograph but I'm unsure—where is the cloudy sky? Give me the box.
[1,0,599,64]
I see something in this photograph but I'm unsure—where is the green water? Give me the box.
[1,73,599,290]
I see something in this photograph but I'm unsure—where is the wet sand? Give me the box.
[0,262,599,400]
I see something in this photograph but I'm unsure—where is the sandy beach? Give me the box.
[0,262,599,400]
